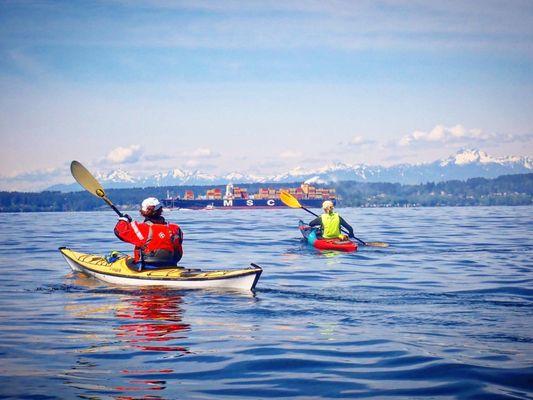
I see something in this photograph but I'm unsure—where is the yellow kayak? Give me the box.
[59,247,262,290]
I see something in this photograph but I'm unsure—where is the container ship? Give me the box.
[161,183,336,210]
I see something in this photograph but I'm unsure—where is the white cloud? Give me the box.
[0,167,63,181]
[350,136,366,145]
[347,135,376,147]
[184,160,199,167]
[106,144,143,163]
[172,148,220,171]
[189,147,220,158]
[99,146,220,174]
[337,135,376,151]
[184,159,218,171]
[143,152,175,162]
[279,150,302,158]
[0,167,71,191]
[398,124,521,147]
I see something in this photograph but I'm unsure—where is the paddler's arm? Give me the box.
[114,217,145,246]
[308,217,321,227]
[339,217,355,238]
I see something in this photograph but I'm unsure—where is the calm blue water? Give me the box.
[0,206,532,399]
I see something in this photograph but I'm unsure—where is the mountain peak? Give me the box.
[441,148,502,166]
[95,169,136,183]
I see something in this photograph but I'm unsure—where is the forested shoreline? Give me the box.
[0,173,531,212]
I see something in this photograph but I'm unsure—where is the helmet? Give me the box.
[141,197,162,214]
[322,200,334,211]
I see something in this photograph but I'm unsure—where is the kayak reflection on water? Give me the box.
[115,290,190,353]
[65,279,191,355]
[64,284,190,395]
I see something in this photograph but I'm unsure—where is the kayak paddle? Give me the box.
[70,160,125,218]
[279,190,389,248]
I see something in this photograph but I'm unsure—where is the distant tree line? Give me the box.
[0,174,531,212]
[335,174,533,207]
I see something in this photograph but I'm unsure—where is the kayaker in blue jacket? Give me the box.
[309,200,354,240]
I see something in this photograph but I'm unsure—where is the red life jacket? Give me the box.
[139,221,183,265]
[114,219,184,265]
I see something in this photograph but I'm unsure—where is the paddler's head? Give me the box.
[322,200,334,214]
[140,197,162,218]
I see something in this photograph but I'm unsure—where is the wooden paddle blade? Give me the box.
[70,160,106,198]
[365,242,389,248]
[279,190,302,208]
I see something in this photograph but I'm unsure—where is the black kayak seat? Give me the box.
[125,258,203,273]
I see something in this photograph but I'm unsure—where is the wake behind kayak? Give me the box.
[59,247,262,290]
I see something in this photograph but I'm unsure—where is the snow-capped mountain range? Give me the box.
[48,149,532,192]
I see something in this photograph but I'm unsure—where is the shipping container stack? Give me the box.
[233,186,248,199]
[205,188,222,200]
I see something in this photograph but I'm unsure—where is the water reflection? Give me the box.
[64,284,190,398]
[115,290,190,354]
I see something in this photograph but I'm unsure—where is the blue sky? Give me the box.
[0,0,532,190]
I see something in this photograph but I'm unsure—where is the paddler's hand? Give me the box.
[119,214,132,223]
[340,234,349,241]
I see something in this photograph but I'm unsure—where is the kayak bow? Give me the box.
[59,247,262,290]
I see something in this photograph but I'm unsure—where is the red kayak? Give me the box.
[299,220,358,252]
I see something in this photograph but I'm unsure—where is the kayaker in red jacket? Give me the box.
[114,197,183,268]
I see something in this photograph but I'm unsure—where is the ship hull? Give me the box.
[161,198,333,210]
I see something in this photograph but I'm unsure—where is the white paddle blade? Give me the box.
[70,161,106,198]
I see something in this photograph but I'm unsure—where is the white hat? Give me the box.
[141,197,162,212]
[322,200,334,210]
